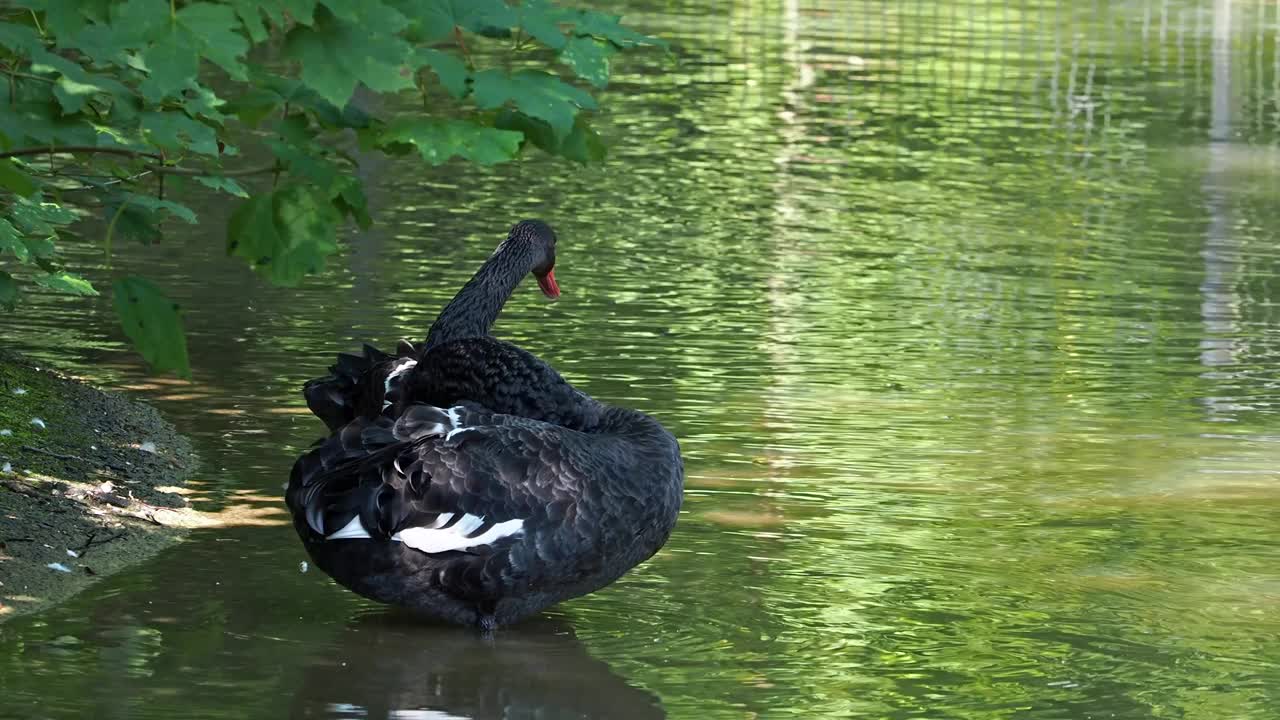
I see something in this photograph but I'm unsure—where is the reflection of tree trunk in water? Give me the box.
[1199,0,1240,418]
[747,0,819,515]
[763,0,813,477]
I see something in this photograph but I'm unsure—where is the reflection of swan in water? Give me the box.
[289,612,666,720]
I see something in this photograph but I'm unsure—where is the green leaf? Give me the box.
[0,219,31,262]
[68,22,132,66]
[34,271,98,296]
[471,69,596,139]
[415,48,468,99]
[266,139,352,199]
[192,175,249,198]
[23,236,56,259]
[52,76,100,113]
[112,193,197,224]
[113,276,190,377]
[227,193,276,264]
[177,3,251,80]
[274,112,316,146]
[495,110,605,163]
[246,74,372,129]
[0,270,17,310]
[231,1,269,42]
[32,0,99,37]
[112,3,250,98]
[28,48,134,110]
[396,0,512,42]
[559,118,607,163]
[380,118,522,165]
[561,36,613,88]
[406,0,456,43]
[320,0,408,29]
[9,197,76,236]
[284,8,413,108]
[0,98,103,149]
[141,111,221,156]
[227,187,339,286]
[106,202,162,245]
[0,160,37,197]
[180,84,230,124]
[259,0,317,28]
[109,0,170,47]
[222,86,281,127]
[140,25,199,102]
[335,179,371,229]
[570,10,666,49]
[0,22,45,55]
[513,0,566,49]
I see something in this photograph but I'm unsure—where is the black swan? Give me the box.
[286,220,684,629]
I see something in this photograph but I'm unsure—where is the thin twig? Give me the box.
[145,162,278,178]
[76,529,126,557]
[454,26,473,69]
[103,199,126,264]
[56,169,155,192]
[3,70,55,85]
[0,146,161,161]
[38,159,276,194]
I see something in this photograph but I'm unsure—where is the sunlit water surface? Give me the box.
[3,1,1280,718]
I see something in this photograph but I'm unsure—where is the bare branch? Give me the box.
[146,162,279,178]
[0,146,161,161]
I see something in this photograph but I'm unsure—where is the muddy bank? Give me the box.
[0,352,201,622]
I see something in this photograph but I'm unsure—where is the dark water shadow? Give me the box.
[289,611,667,720]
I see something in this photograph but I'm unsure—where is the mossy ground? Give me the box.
[0,352,200,622]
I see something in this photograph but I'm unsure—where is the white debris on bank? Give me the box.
[30,418,46,430]
[46,563,72,573]
[299,561,309,573]
[1,462,11,473]
[0,429,11,436]
[138,441,157,453]
[11,387,27,395]
[66,549,79,558]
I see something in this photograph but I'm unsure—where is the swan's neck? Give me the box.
[426,242,534,349]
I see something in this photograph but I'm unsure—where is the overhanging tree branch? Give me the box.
[0,146,161,160]
[0,146,277,178]
[146,162,278,177]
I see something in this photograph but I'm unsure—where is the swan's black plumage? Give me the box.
[303,339,418,432]
[286,220,683,628]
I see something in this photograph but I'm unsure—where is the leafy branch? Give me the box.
[0,0,665,376]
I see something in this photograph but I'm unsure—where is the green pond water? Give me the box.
[3,1,1280,717]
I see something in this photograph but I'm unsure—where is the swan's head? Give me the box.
[509,219,559,300]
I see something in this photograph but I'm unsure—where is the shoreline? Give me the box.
[0,352,203,622]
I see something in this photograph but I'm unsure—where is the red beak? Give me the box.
[537,269,560,299]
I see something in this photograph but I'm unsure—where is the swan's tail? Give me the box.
[287,403,477,539]
[303,340,418,432]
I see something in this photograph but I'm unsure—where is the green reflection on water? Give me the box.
[3,1,1280,718]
